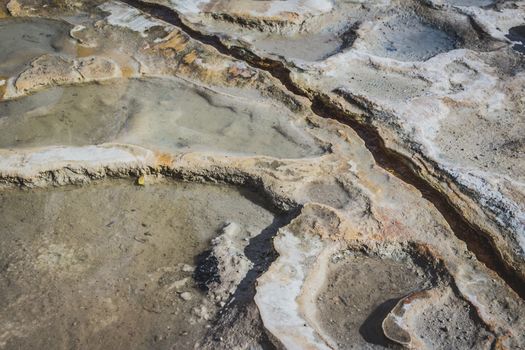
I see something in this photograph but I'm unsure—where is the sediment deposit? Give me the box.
[0,0,523,349]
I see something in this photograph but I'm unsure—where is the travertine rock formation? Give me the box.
[0,0,523,349]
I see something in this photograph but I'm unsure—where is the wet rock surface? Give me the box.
[0,17,76,76]
[0,77,321,157]
[0,0,524,349]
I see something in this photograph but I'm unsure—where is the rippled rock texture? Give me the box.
[0,0,524,349]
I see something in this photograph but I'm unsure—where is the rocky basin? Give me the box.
[0,0,524,349]
[0,179,277,349]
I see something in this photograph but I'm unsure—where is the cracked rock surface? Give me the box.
[0,0,524,349]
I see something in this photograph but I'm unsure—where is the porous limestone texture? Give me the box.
[0,1,524,349]
[147,0,525,292]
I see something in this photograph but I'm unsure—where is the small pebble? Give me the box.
[180,292,192,301]
[181,264,195,272]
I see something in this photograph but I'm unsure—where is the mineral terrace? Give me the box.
[0,0,523,349]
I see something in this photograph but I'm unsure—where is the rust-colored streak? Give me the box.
[155,152,174,167]
[76,45,97,58]
[155,30,188,52]
[0,76,7,100]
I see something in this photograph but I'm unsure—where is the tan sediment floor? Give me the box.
[316,253,430,348]
[0,179,276,349]
[315,251,494,349]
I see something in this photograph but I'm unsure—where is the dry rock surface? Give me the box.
[0,0,523,349]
